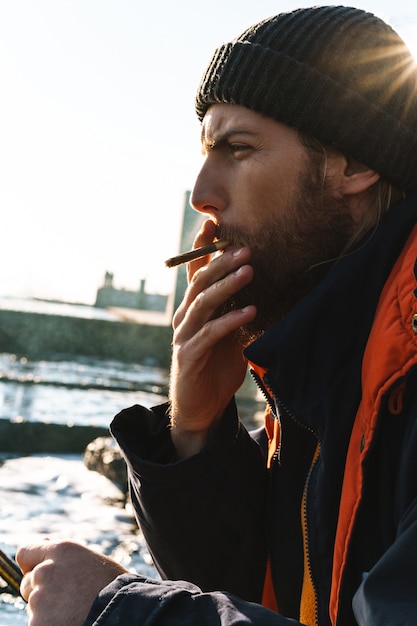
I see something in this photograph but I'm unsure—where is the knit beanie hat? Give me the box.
[196,6,417,193]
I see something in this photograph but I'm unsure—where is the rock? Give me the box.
[83,436,127,490]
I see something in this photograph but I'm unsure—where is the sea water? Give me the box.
[0,352,167,625]
[0,350,263,625]
[0,352,169,427]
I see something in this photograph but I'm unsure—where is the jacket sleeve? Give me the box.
[83,573,303,626]
[110,401,268,603]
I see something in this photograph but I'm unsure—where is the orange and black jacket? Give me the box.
[87,194,417,626]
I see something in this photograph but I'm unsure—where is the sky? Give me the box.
[0,1,417,305]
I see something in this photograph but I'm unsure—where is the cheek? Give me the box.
[243,170,294,226]
[230,153,307,231]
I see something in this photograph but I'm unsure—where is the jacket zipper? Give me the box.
[250,368,281,463]
[250,367,321,623]
[250,368,277,416]
[300,444,320,626]
[272,390,320,626]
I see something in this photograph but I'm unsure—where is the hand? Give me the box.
[170,220,256,457]
[16,539,128,626]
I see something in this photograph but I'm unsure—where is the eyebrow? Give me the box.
[200,128,259,150]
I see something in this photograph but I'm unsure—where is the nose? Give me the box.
[190,156,226,218]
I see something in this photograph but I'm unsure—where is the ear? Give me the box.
[340,157,380,195]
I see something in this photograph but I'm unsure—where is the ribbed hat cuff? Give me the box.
[196,41,417,192]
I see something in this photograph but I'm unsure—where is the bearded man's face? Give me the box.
[191,104,357,345]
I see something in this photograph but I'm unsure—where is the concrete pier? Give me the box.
[0,307,173,368]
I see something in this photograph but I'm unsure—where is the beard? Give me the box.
[216,168,357,347]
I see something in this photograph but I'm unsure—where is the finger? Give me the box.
[176,262,254,342]
[20,571,33,602]
[174,246,252,330]
[187,219,218,280]
[173,220,219,329]
[192,219,218,253]
[16,543,51,575]
[190,246,252,295]
[175,258,253,338]
[188,304,257,357]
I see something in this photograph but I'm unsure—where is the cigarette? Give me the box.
[0,548,23,597]
[165,240,229,268]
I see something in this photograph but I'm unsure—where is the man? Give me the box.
[16,5,417,625]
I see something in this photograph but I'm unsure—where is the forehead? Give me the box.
[201,104,267,138]
[201,103,301,147]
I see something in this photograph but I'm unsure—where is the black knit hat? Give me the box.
[196,6,417,193]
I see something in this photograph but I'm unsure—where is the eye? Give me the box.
[229,142,251,156]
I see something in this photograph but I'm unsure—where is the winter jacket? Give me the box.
[84,194,417,625]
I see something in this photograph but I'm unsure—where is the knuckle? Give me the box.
[33,559,54,584]
[188,263,211,289]
[15,545,25,565]
[27,584,43,608]
[193,290,206,309]
[172,309,181,329]
[198,322,213,342]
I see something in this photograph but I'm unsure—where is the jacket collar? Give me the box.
[244,194,417,431]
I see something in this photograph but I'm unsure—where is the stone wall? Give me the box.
[0,310,173,367]
[0,419,109,453]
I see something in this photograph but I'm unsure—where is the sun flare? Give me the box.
[401,24,417,64]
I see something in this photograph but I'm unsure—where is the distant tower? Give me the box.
[171,191,204,314]
[104,271,114,288]
[137,278,146,309]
